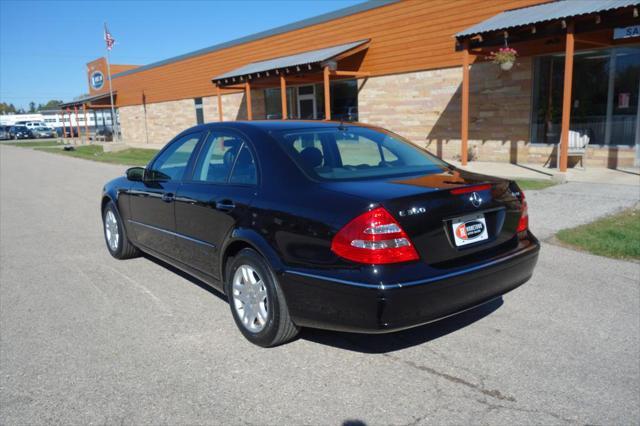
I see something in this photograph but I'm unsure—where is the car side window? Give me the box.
[147,133,201,182]
[193,132,255,184]
[229,144,257,185]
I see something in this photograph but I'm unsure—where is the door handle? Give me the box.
[161,192,175,203]
[216,199,236,212]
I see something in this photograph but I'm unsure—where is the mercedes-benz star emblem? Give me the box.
[469,192,482,208]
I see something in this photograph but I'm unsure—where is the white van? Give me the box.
[25,121,54,131]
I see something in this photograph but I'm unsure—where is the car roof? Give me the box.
[195,120,377,133]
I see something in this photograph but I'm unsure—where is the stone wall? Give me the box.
[358,59,637,167]
[119,90,266,146]
[358,58,533,162]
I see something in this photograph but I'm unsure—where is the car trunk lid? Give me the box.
[321,169,524,266]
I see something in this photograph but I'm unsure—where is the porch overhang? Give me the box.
[211,40,370,122]
[454,0,639,172]
[455,0,638,49]
[59,92,116,109]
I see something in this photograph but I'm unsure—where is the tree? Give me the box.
[38,100,63,111]
[28,102,36,113]
[0,102,17,114]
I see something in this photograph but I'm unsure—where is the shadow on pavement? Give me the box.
[300,298,503,353]
[143,253,503,353]
[143,254,228,302]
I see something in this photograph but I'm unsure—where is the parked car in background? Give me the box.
[25,121,53,131]
[9,126,33,140]
[62,128,79,137]
[101,121,539,347]
[31,127,57,138]
[91,128,113,142]
[0,125,11,140]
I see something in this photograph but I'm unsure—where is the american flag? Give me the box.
[104,25,115,51]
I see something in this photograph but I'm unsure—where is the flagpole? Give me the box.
[104,23,119,143]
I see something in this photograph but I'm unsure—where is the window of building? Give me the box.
[531,46,640,145]
[263,79,358,121]
[264,87,295,119]
[194,97,204,125]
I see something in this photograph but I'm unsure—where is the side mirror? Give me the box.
[126,167,145,182]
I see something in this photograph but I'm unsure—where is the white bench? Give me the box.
[549,130,591,169]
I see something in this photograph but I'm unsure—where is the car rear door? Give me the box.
[174,129,258,280]
[127,131,203,259]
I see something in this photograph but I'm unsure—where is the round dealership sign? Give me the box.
[90,71,104,90]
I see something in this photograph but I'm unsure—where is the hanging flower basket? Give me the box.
[488,47,518,71]
[500,61,514,71]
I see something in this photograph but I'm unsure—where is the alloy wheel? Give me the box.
[104,210,120,252]
[232,265,269,332]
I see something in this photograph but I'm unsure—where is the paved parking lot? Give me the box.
[1,145,638,425]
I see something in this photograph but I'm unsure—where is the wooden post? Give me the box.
[280,74,287,119]
[83,104,89,144]
[61,111,67,140]
[245,82,253,120]
[461,40,470,166]
[323,66,331,120]
[74,106,81,141]
[66,108,72,139]
[216,85,223,122]
[559,21,575,172]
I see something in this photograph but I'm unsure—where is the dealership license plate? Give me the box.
[451,213,489,247]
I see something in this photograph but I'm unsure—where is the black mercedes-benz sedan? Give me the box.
[101,121,539,347]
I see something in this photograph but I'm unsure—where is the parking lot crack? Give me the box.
[474,398,578,424]
[384,354,516,403]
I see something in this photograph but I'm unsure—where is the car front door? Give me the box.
[174,130,258,280]
[127,132,203,259]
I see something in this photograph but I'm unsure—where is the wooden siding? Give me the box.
[87,57,138,97]
[109,0,546,106]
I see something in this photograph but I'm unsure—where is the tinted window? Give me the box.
[229,144,257,185]
[192,132,243,183]
[148,133,201,181]
[274,126,447,181]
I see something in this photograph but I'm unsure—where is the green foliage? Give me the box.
[557,207,640,260]
[3,141,61,148]
[36,145,159,166]
[38,100,63,111]
[0,102,18,114]
[515,179,557,191]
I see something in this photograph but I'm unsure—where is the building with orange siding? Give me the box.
[65,0,640,167]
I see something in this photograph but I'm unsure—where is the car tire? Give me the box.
[225,248,300,347]
[102,201,140,259]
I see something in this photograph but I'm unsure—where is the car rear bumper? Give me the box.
[278,237,540,333]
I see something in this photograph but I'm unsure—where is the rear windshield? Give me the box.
[272,126,448,181]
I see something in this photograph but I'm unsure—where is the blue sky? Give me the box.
[0,0,364,109]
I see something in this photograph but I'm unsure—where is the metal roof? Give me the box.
[113,0,398,79]
[212,40,369,82]
[457,0,639,38]
[59,92,115,108]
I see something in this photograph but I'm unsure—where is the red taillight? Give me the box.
[516,191,529,234]
[331,207,419,264]
[450,184,492,195]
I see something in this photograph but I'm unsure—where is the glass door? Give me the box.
[297,85,317,119]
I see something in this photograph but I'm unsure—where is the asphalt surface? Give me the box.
[1,145,639,425]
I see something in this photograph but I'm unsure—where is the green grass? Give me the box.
[2,140,62,148]
[556,207,640,260]
[36,145,159,166]
[515,179,557,191]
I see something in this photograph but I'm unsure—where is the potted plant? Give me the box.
[489,47,518,70]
